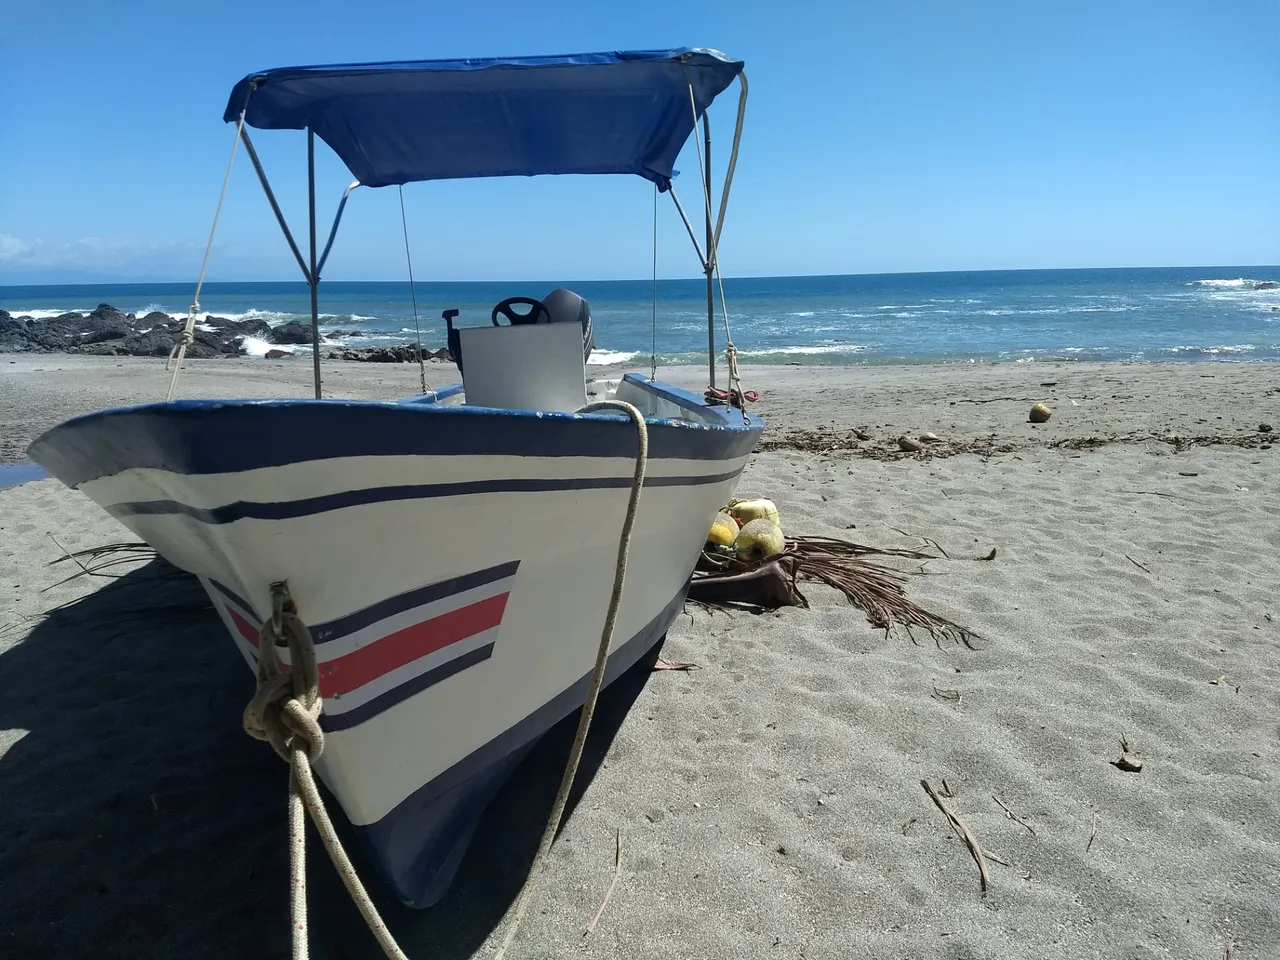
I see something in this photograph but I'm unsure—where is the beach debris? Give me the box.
[688,557,805,610]
[902,817,918,835]
[931,686,962,703]
[693,533,979,646]
[1259,423,1273,433]
[1111,735,1144,773]
[705,511,739,550]
[1086,812,1100,852]
[734,518,786,561]
[1209,674,1229,686]
[653,657,698,671]
[919,431,941,444]
[978,547,998,561]
[854,426,874,440]
[897,435,924,452]
[1124,554,1152,574]
[921,779,991,894]
[992,795,1036,836]
[582,830,623,940]
[1178,471,1199,477]
[1029,402,1052,423]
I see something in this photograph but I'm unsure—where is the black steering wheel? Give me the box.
[491,296,550,326]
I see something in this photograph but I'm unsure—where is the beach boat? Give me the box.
[26,49,762,908]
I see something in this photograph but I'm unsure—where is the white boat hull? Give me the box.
[28,374,763,905]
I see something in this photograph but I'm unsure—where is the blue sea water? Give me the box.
[2,266,1278,366]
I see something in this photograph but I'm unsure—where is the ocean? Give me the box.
[2,266,1278,366]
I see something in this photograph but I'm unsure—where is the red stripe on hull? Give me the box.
[217,593,510,697]
[226,605,260,647]
[319,593,510,695]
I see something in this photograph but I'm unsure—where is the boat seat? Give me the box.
[450,289,595,413]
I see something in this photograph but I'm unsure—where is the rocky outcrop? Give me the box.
[324,345,453,363]
[0,305,453,362]
[0,304,273,357]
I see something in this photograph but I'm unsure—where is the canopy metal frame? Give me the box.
[233,64,747,398]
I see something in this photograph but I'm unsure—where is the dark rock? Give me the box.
[115,329,177,357]
[139,311,173,326]
[270,321,315,345]
[323,344,452,363]
[89,303,135,324]
[1253,280,1277,290]
[1260,423,1274,434]
[206,315,274,339]
[264,349,291,359]
[80,304,135,345]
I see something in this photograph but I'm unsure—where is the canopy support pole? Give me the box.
[307,129,322,399]
[240,129,311,283]
[317,181,361,276]
[666,188,707,269]
[703,114,715,391]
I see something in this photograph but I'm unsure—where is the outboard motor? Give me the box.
[443,288,594,375]
[540,287,595,365]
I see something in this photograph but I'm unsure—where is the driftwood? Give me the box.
[687,557,806,610]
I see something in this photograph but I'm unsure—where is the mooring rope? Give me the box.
[492,399,648,959]
[243,603,411,960]
[166,100,250,401]
[685,82,751,422]
[397,185,430,396]
[244,399,648,959]
[650,183,659,381]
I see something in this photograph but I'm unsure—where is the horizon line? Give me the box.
[2,262,1279,290]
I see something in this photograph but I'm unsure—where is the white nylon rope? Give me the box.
[397,185,430,396]
[166,102,250,401]
[686,82,750,418]
[650,182,659,380]
[244,401,649,960]
[492,399,648,959]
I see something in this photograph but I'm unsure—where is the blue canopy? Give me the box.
[224,48,744,190]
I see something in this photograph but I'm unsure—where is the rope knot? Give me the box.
[242,611,325,765]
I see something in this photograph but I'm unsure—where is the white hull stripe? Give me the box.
[209,561,519,732]
[105,468,743,525]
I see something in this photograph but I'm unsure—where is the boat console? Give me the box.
[443,289,596,413]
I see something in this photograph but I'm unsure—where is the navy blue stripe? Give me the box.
[311,562,519,644]
[321,643,496,733]
[208,562,520,646]
[105,469,743,525]
[27,379,763,489]
[208,578,255,616]
[353,580,690,906]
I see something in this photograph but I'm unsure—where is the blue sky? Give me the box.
[1,0,1277,284]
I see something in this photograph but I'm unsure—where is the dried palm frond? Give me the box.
[45,537,184,591]
[691,533,979,649]
[787,536,978,649]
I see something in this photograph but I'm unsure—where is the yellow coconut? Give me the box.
[726,497,782,531]
[706,511,740,550]
[734,518,786,562]
[1029,402,1052,423]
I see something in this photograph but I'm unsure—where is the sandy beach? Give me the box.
[2,355,1278,959]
